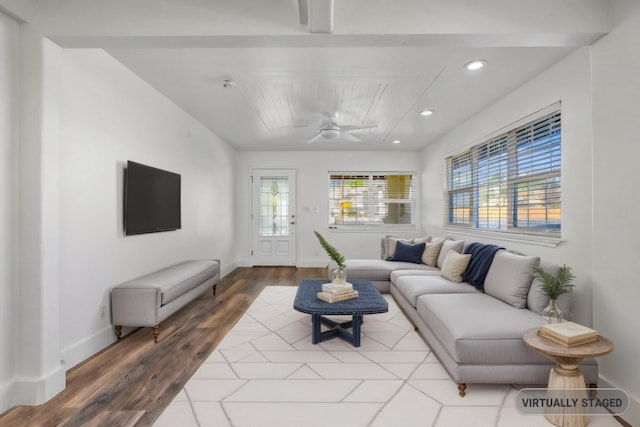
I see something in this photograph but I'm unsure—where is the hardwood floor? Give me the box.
[0,267,327,427]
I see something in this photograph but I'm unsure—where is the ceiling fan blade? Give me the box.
[339,133,362,142]
[306,134,326,144]
[284,124,321,129]
[338,124,378,131]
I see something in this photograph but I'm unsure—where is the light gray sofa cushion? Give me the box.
[436,239,464,268]
[417,293,547,364]
[390,269,440,285]
[396,275,478,307]
[484,251,540,309]
[345,259,434,282]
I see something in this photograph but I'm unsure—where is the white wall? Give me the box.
[1,33,237,414]
[421,38,640,424]
[0,9,19,412]
[236,151,424,267]
[56,48,237,368]
[421,47,594,324]
[591,2,640,424]
[15,26,66,407]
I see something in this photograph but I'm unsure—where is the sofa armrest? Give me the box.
[111,287,161,326]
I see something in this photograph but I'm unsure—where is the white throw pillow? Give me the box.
[421,237,445,267]
[436,239,465,268]
[440,250,472,282]
[413,235,432,245]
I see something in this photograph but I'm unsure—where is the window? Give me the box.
[445,105,561,236]
[258,176,289,236]
[329,173,416,228]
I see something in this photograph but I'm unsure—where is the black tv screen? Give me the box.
[124,161,181,235]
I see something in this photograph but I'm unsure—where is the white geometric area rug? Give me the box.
[154,286,618,427]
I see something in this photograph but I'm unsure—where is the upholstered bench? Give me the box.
[111,259,220,342]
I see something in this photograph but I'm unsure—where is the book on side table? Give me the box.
[539,321,599,347]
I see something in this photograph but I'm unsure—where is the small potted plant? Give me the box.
[532,264,575,323]
[314,231,347,285]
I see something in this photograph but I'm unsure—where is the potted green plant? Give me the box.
[532,264,575,323]
[314,231,347,285]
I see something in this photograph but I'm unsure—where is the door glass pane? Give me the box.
[260,177,289,236]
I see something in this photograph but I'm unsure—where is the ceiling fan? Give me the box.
[296,113,378,144]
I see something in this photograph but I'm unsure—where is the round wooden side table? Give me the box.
[522,327,613,427]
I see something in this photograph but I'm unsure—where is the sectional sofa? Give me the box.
[345,236,598,396]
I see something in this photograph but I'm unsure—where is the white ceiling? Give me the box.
[105,45,575,151]
[1,0,612,151]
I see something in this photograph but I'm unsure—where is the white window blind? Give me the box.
[445,105,561,236]
[329,173,416,227]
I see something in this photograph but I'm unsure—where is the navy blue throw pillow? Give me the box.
[388,240,425,264]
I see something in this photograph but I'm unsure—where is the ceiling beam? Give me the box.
[298,0,308,26]
[308,0,334,34]
[51,33,606,49]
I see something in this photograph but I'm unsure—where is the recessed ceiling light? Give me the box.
[464,60,487,71]
[419,109,434,117]
[391,139,401,144]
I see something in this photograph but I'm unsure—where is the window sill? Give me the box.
[442,226,563,248]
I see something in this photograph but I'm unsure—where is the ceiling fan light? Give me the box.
[320,128,340,139]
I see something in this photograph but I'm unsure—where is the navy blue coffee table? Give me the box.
[293,279,388,347]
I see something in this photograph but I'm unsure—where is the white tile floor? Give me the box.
[154,286,621,427]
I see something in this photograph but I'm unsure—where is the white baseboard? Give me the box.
[235,259,251,267]
[297,258,329,268]
[220,262,238,278]
[61,325,115,371]
[236,259,328,268]
[599,376,639,426]
[0,332,104,413]
[0,365,66,412]
[13,363,66,406]
[0,380,15,415]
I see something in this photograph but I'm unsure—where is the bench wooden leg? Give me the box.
[213,283,217,296]
[152,325,160,343]
[115,325,122,340]
[458,383,467,397]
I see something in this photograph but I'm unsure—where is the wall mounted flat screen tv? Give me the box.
[124,161,181,235]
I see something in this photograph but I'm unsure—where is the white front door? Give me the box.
[251,169,297,266]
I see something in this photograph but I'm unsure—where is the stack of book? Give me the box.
[317,283,359,303]
[539,321,599,347]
